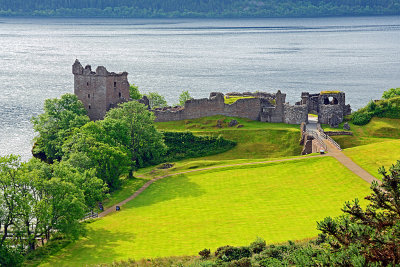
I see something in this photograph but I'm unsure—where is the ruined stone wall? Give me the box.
[153,93,261,122]
[283,104,308,124]
[318,105,344,125]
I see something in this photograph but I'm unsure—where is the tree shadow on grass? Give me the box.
[51,228,135,266]
[127,174,205,208]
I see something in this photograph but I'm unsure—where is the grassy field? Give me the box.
[43,156,370,266]
[224,95,255,104]
[323,117,400,149]
[344,139,400,179]
[156,116,302,159]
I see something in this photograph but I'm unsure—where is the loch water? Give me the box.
[0,16,400,160]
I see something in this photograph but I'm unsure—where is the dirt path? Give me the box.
[99,154,327,217]
[322,139,381,184]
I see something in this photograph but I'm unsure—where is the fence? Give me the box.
[305,129,327,151]
[82,211,98,221]
[316,124,342,151]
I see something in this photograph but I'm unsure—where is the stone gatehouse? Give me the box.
[73,61,351,126]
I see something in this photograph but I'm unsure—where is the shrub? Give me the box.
[382,87,400,99]
[351,111,372,125]
[228,257,251,267]
[199,248,211,259]
[215,246,251,262]
[162,131,236,161]
[249,237,266,254]
[0,245,23,267]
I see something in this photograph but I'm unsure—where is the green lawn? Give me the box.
[43,156,370,266]
[224,95,255,104]
[323,117,400,149]
[156,116,302,159]
[344,139,400,179]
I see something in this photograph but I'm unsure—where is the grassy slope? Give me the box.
[323,117,400,149]
[156,115,302,160]
[43,157,370,266]
[344,139,400,179]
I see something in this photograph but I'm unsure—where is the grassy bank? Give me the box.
[344,139,400,179]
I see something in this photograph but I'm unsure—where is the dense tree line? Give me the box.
[0,0,399,17]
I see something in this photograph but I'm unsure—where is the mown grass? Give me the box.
[156,116,302,160]
[102,177,149,209]
[344,139,400,179]
[42,156,370,266]
[224,95,255,104]
[322,117,400,149]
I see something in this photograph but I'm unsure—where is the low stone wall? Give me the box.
[325,131,353,136]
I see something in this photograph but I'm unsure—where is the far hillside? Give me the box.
[1,0,400,17]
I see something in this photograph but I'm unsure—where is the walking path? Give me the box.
[98,118,380,218]
[306,115,380,185]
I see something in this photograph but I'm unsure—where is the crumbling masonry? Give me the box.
[73,61,351,125]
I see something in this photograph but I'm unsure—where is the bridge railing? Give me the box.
[82,211,98,221]
[305,129,327,151]
[316,124,342,151]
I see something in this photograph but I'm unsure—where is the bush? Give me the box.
[351,111,372,125]
[0,245,23,267]
[215,246,251,262]
[162,131,236,161]
[199,248,211,259]
[249,237,266,254]
[382,87,400,99]
[228,257,251,267]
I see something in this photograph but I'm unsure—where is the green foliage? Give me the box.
[382,87,400,99]
[31,93,90,162]
[351,110,373,125]
[199,248,211,259]
[0,155,90,262]
[129,84,142,100]
[351,97,400,125]
[215,246,251,262]
[249,237,266,254]
[162,131,236,161]
[63,120,130,190]
[105,101,167,175]
[0,244,23,267]
[317,160,400,265]
[144,92,168,109]
[178,90,192,106]
[224,96,255,105]
[1,0,400,17]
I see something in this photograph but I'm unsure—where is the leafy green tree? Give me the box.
[0,155,89,256]
[104,101,166,177]
[31,94,90,162]
[382,87,400,99]
[63,121,130,190]
[317,160,400,265]
[129,83,142,100]
[178,90,193,106]
[144,92,168,109]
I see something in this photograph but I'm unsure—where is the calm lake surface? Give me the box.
[0,16,400,160]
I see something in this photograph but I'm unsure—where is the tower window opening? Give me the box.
[114,82,117,87]
[88,94,90,99]
[88,105,91,109]
[87,82,89,86]
[119,92,122,97]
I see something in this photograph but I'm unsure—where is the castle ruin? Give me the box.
[73,59,130,121]
[73,61,351,126]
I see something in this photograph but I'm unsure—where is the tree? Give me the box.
[0,155,89,258]
[31,94,90,162]
[104,101,166,177]
[129,83,142,100]
[178,90,193,106]
[317,160,400,265]
[63,121,130,190]
[144,92,168,109]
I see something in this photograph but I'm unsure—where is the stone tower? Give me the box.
[72,59,130,121]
